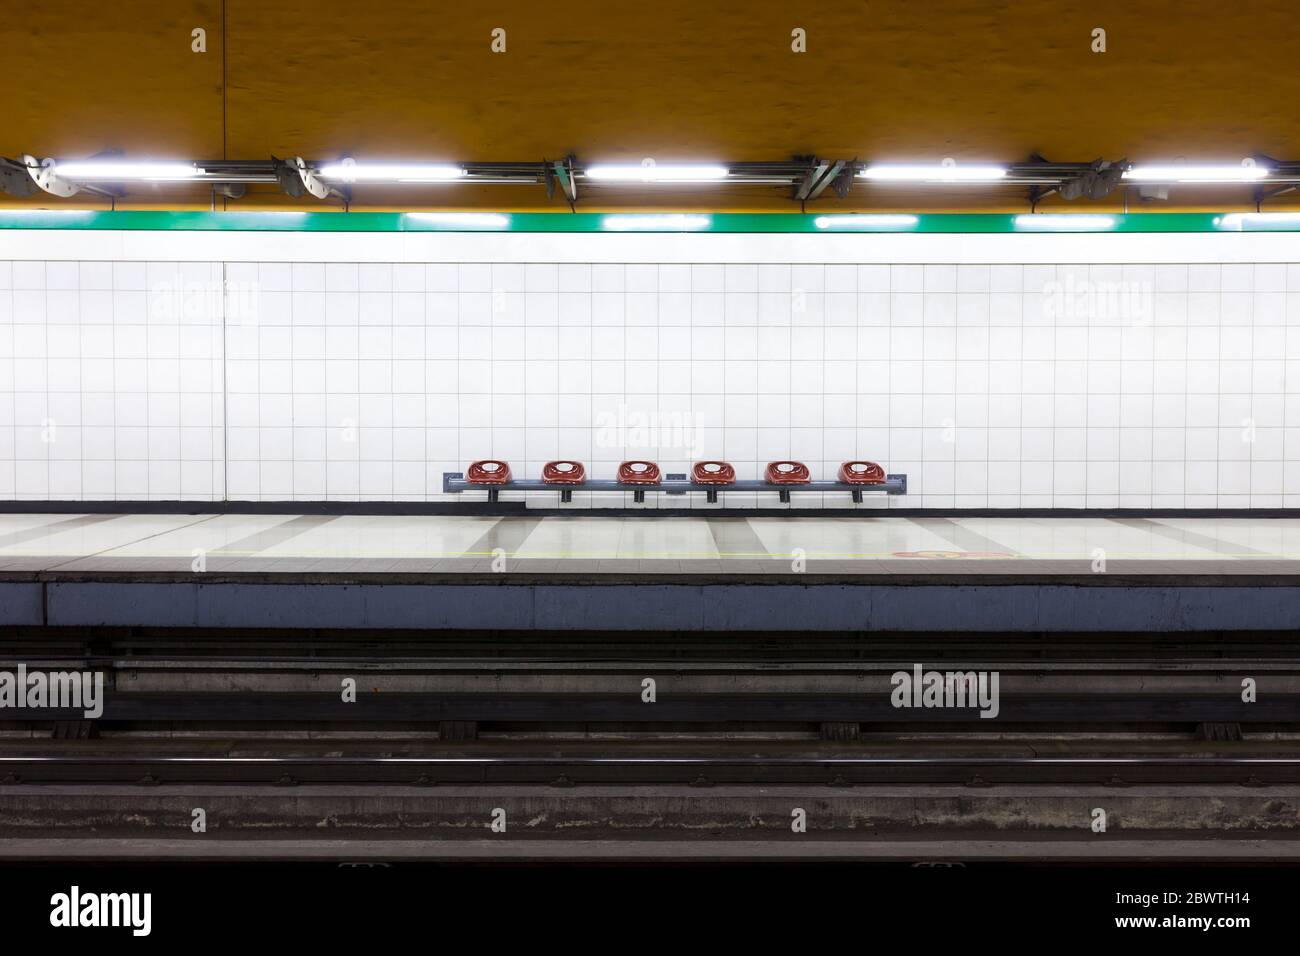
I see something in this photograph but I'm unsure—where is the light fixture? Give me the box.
[0,208,93,216]
[1215,212,1300,230]
[859,164,1007,182]
[814,214,919,229]
[585,164,729,182]
[51,161,205,181]
[407,212,511,228]
[1122,163,1270,183]
[601,214,712,230]
[316,161,466,183]
[1013,214,1116,230]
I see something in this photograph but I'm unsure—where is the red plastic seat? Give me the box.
[765,461,810,485]
[467,460,512,485]
[617,460,661,485]
[542,460,586,484]
[692,461,736,485]
[838,460,885,485]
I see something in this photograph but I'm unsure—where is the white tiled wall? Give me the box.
[4,233,1300,508]
[0,259,224,501]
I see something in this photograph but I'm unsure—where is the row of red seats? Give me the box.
[466,459,886,486]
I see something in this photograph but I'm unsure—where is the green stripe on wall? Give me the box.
[0,210,1295,233]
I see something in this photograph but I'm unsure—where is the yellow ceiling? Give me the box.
[3,0,1297,211]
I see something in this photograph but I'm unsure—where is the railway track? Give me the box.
[5,741,1298,859]
[5,690,1296,726]
[3,750,1300,786]
[4,625,1297,860]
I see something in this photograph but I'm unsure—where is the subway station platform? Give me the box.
[0,512,1298,633]
[1,511,1299,574]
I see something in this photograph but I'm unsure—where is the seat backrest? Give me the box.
[838,460,885,484]
[617,460,661,484]
[467,459,512,484]
[692,461,736,484]
[542,460,587,483]
[764,460,810,484]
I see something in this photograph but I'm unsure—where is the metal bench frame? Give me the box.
[445,471,907,504]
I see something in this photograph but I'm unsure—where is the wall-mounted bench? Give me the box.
[443,459,908,505]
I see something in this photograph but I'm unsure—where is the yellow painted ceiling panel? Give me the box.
[2,0,1297,211]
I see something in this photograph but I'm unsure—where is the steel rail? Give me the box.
[3,753,1299,786]
[5,691,1298,723]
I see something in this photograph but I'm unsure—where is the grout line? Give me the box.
[221,260,230,503]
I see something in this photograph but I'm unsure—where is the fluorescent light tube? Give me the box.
[51,161,205,181]
[1216,212,1300,229]
[1122,164,1269,183]
[601,214,712,230]
[859,164,1007,182]
[407,212,511,227]
[814,214,919,229]
[316,162,465,183]
[1013,214,1115,230]
[585,164,729,182]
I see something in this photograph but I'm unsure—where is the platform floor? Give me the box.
[1,512,1299,576]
